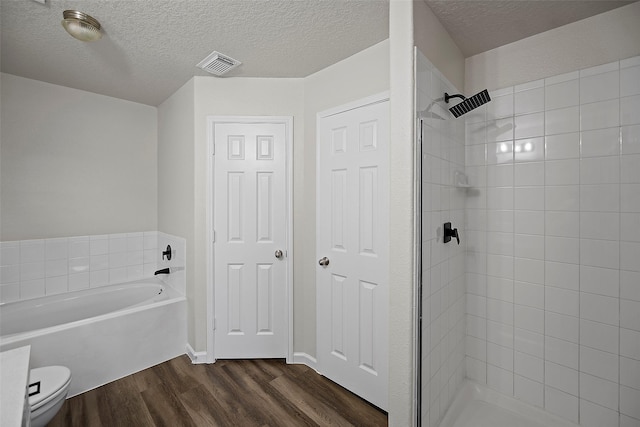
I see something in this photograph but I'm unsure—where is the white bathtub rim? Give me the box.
[438,380,580,427]
[0,282,185,346]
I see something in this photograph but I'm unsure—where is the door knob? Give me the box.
[275,249,283,259]
[318,257,330,267]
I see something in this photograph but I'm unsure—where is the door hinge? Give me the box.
[212,230,216,243]
[213,317,216,330]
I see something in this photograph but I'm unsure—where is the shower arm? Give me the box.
[444,93,466,103]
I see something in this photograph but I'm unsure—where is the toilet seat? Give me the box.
[29,366,72,411]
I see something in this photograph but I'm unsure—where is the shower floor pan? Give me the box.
[439,381,579,427]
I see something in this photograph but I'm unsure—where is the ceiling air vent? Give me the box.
[196,51,241,76]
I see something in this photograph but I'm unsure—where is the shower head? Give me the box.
[445,90,491,118]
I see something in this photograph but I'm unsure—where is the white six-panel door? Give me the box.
[213,121,288,359]
[317,97,389,409]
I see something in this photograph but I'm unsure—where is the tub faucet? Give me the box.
[154,268,170,275]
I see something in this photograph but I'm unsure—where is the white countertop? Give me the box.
[0,345,31,427]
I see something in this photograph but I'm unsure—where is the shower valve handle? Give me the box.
[443,222,460,245]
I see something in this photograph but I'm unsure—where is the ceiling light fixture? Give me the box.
[61,10,102,42]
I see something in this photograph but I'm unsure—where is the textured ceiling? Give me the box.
[425,0,638,57]
[1,1,637,106]
[0,0,389,106]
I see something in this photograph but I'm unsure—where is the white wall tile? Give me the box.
[515,258,544,284]
[515,88,544,115]
[20,240,44,263]
[620,356,640,390]
[546,79,579,110]
[68,237,89,258]
[487,254,514,279]
[515,112,544,139]
[622,299,640,331]
[545,386,579,423]
[90,236,108,256]
[514,375,543,407]
[545,261,579,290]
[580,373,618,410]
[622,125,640,154]
[546,71,579,86]
[487,164,513,187]
[515,351,543,382]
[581,127,620,157]
[515,211,544,235]
[486,298,514,326]
[487,93,514,119]
[545,236,579,264]
[621,56,640,69]
[0,264,20,284]
[546,361,578,395]
[89,269,109,287]
[545,133,580,160]
[621,184,640,212]
[620,415,640,427]
[621,271,640,303]
[68,272,90,291]
[620,386,640,420]
[45,238,68,260]
[580,156,620,184]
[580,70,619,104]
[20,262,44,281]
[515,328,544,358]
[45,275,68,295]
[580,212,619,241]
[20,279,45,299]
[0,283,20,303]
[487,210,514,232]
[546,159,579,185]
[515,162,544,187]
[581,99,620,131]
[545,335,579,369]
[515,234,544,260]
[545,211,579,238]
[622,154,640,183]
[487,276,513,301]
[621,241,640,272]
[487,342,513,371]
[580,345,619,382]
[546,311,579,343]
[487,118,515,143]
[514,282,544,308]
[515,305,544,333]
[579,400,621,427]
[581,319,619,354]
[546,106,580,135]
[466,356,486,384]
[580,184,620,212]
[0,242,20,266]
[545,186,579,211]
[580,266,619,297]
[581,292,619,326]
[109,235,127,253]
[514,187,544,211]
[621,95,640,126]
[546,287,579,317]
[45,259,68,277]
[487,364,514,396]
[487,320,514,348]
[580,238,620,269]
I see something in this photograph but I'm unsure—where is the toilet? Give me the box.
[28,366,72,427]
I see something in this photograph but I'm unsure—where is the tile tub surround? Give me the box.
[417,50,467,427]
[0,231,186,303]
[464,56,640,426]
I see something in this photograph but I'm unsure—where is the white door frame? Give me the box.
[206,115,294,363]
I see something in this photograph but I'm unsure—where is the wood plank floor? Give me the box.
[48,356,387,426]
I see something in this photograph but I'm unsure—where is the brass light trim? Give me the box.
[61,10,102,42]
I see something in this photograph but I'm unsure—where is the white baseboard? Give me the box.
[186,343,209,364]
[293,352,318,370]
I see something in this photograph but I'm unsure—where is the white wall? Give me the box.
[388,0,415,424]
[301,39,390,357]
[465,2,640,94]
[464,56,640,427]
[413,0,465,93]
[157,78,196,344]
[0,73,157,241]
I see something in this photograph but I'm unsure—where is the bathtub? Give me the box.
[439,381,579,427]
[0,278,186,397]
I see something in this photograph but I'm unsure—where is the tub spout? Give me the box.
[154,268,170,275]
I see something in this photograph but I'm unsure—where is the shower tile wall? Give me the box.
[465,55,640,426]
[0,231,160,302]
[417,50,467,427]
